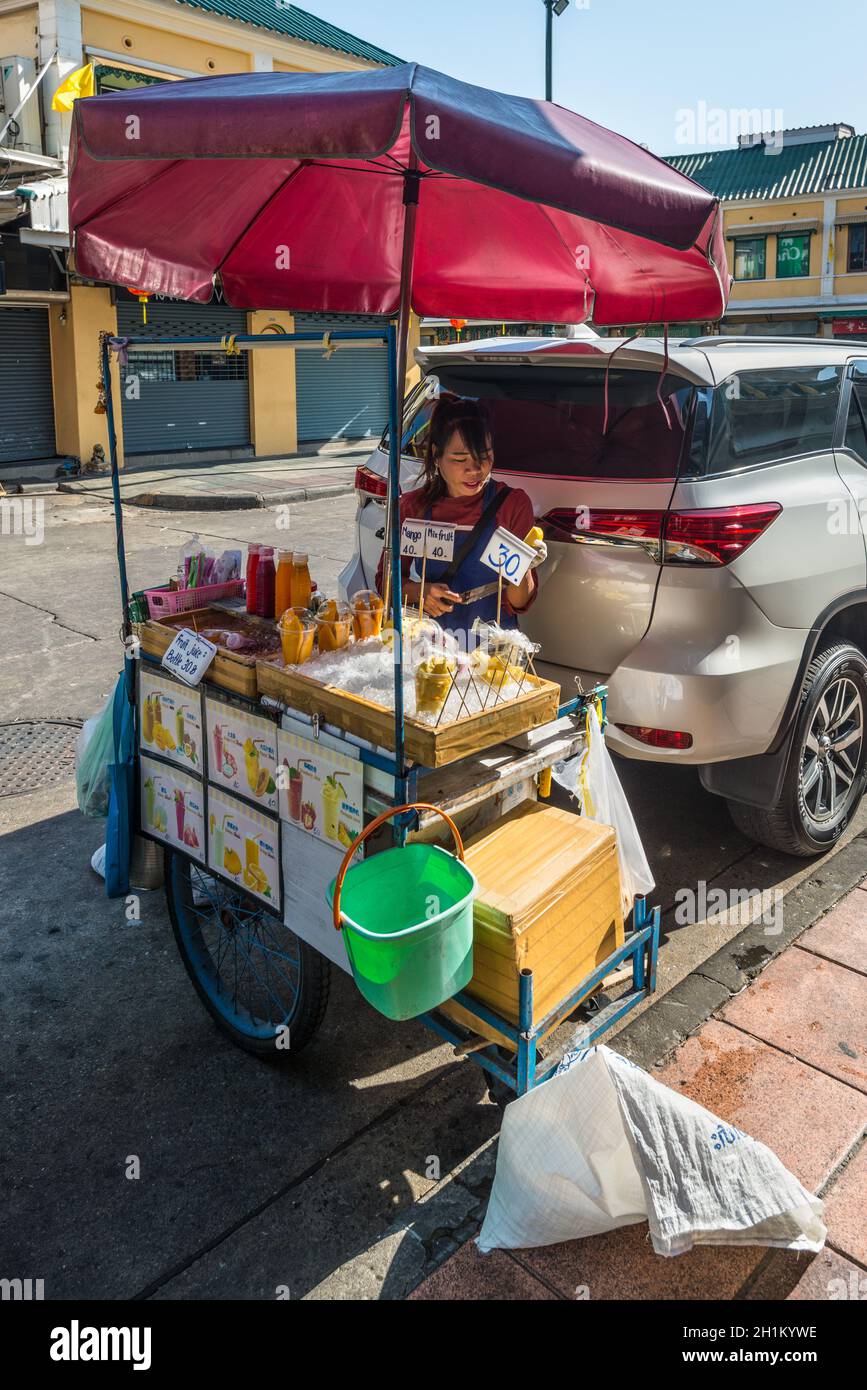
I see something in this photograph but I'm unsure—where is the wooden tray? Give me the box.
[139,606,278,698]
[256,659,561,768]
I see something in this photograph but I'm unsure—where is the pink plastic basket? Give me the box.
[144,579,245,618]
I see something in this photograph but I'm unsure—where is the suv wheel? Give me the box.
[727,641,867,857]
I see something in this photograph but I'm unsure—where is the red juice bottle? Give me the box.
[246,544,260,615]
[255,547,275,618]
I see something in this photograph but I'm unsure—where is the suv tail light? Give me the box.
[617,724,693,750]
[355,465,389,499]
[663,503,781,566]
[541,502,781,566]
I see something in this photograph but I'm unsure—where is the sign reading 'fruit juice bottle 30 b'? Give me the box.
[139,669,203,774]
[206,696,278,812]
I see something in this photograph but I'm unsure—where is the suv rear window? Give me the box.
[686,365,842,476]
[384,367,693,481]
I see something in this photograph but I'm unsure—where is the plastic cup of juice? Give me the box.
[315,601,352,653]
[279,607,315,665]
[350,589,384,640]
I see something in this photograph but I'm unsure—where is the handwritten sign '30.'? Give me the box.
[480,526,536,586]
[399,520,456,561]
[161,628,217,686]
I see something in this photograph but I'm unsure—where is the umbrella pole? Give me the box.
[102,337,131,640]
[388,153,420,841]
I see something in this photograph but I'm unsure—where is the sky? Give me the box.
[305,0,865,155]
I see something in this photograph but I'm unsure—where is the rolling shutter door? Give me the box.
[116,302,251,456]
[0,308,56,463]
[294,313,389,443]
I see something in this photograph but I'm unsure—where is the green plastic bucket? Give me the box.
[327,807,476,1021]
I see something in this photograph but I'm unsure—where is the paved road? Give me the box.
[2,492,864,1297]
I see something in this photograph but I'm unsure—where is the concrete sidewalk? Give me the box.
[409,883,867,1301]
[8,441,372,511]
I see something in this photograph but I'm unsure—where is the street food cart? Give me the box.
[69,63,729,1098]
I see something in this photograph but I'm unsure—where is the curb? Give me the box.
[347,827,867,1300]
[57,481,356,510]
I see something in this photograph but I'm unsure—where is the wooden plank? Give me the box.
[256,660,561,769]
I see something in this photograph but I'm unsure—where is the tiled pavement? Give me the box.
[409,884,867,1301]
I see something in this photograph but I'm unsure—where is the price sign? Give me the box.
[399,520,456,560]
[161,628,217,687]
[400,519,427,558]
[480,526,536,585]
[421,523,456,561]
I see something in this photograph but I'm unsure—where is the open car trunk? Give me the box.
[402,338,716,681]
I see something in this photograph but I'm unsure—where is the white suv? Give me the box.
[339,334,867,857]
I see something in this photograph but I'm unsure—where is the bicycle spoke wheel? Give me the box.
[165,849,329,1057]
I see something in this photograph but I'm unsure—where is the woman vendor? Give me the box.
[374,393,546,643]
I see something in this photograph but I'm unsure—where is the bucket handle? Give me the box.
[332,802,465,931]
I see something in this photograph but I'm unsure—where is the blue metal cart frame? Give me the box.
[106,327,660,1098]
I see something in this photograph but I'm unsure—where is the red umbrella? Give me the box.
[70,63,730,779]
[69,62,728,339]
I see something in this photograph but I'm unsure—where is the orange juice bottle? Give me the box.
[291,553,312,610]
[274,551,293,619]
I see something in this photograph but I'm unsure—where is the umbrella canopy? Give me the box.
[69,63,728,326]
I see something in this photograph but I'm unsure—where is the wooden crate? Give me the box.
[439,801,623,1047]
[139,607,266,698]
[256,660,561,769]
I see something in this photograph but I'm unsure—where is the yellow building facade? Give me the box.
[0,0,418,469]
[667,125,867,341]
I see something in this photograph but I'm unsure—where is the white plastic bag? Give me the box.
[478,1045,826,1257]
[553,703,654,915]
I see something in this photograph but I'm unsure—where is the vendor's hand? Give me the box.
[529,538,548,570]
[423,583,462,618]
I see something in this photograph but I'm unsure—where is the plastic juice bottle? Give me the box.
[245,837,260,871]
[290,553,312,610]
[255,547,275,618]
[322,776,342,841]
[142,695,155,744]
[175,706,185,749]
[174,790,186,841]
[246,544,260,615]
[274,551,294,618]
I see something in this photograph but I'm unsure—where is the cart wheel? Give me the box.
[164,849,330,1058]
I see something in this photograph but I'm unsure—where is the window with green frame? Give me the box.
[776,233,811,278]
[733,236,766,281]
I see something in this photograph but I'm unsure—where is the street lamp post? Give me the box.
[543,0,570,103]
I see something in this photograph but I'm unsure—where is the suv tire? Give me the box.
[727,641,867,857]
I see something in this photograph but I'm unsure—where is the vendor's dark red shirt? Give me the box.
[374,482,538,615]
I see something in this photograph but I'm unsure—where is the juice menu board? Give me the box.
[207,788,281,909]
[205,696,278,812]
[139,670,203,774]
[277,728,363,850]
[141,756,205,863]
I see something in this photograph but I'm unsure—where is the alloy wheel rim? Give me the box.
[800,676,864,826]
